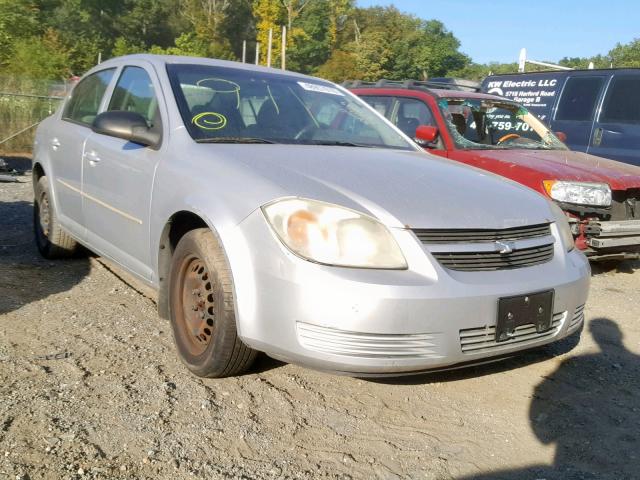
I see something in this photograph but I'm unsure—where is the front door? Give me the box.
[81,65,164,280]
[588,74,640,167]
[50,68,116,238]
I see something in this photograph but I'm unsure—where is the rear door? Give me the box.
[81,64,164,280]
[550,74,608,153]
[51,68,116,237]
[588,74,640,167]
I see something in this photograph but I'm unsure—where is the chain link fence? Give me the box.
[0,76,74,154]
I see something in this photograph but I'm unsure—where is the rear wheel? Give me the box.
[34,176,77,258]
[168,228,256,377]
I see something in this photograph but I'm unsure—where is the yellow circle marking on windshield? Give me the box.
[192,112,227,130]
[197,78,241,108]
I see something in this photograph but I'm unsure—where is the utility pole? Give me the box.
[267,28,273,68]
[281,26,287,70]
[255,42,260,65]
[242,40,246,63]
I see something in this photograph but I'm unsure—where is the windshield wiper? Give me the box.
[195,137,277,144]
[302,140,373,148]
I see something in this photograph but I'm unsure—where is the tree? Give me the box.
[609,39,640,67]
[327,0,351,48]
[179,0,235,58]
[286,0,330,73]
[253,0,283,66]
[115,0,180,51]
[6,28,71,80]
[314,49,361,81]
[0,0,39,65]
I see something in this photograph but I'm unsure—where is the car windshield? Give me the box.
[166,64,414,150]
[438,97,568,151]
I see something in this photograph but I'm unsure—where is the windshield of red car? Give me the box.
[438,98,568,151]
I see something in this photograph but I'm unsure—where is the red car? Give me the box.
[348,80,640,261]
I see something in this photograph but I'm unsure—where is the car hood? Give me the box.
[217,145,557,230]
[458,148,640,191]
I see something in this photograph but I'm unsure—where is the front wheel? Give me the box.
[34,176,77,258]
[168,228,257,377]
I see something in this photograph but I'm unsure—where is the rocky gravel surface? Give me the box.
[1,168,639,479]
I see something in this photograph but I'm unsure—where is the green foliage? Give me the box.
[6,29,71,80]
[314,50,359,82]
[608,39,640,67]
[0,0,40,64]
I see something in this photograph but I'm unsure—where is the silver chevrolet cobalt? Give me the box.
[33,55,590,377]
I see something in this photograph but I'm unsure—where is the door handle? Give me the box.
[51,138,61,150]
[592,127,603,147]
[84,150,101,165]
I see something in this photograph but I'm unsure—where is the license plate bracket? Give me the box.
[496,290,554,343]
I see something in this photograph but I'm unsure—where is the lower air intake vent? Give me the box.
[459,312,565,354]
[297,323,441,359]
[569,304,585,328]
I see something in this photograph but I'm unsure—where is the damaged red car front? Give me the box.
[350,83,640,261]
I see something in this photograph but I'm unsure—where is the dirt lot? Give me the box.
[1,166,639,480]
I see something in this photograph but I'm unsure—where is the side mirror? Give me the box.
[415,125,439,144]
[92,111,161,149]
[554,131,567,143]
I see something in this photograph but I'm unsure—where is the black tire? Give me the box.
[168,228,256,377]
[34,176,77,258]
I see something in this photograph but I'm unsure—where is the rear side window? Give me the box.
[108,66,159,125]
[555,76,604,121]
[600,76,640,124]
[63,69,116,125]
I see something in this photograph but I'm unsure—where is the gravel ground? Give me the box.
[1,165,639,480]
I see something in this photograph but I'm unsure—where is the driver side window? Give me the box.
[108,66,160,126]
[392,98,435,137]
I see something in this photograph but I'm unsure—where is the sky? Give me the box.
[356,0,638,64]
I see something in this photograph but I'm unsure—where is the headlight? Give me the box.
[549,202,575,252]
[543,180,611,207]
[262,198,407,269]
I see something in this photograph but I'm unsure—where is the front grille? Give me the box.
[432,243,554,271]
[296,323,442,359]
[413,223,551,244]
[569,304,585,329]
[459,312,565,354]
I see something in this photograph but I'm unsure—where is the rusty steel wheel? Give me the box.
[34,176,77,258]
[168,228,257,378]
[175,256,217,356]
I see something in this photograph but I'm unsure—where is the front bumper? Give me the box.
[577,219,640,260]
[229,210,591,375]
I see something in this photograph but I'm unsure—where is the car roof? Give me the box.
[89,53,318,82]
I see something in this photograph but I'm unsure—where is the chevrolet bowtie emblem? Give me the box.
[495,240,515,255]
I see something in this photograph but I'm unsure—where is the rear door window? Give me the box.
[555,76,605,121]
[600,75,640,124]
[63,69,116,125]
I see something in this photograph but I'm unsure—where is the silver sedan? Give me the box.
[32,54,590,377]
